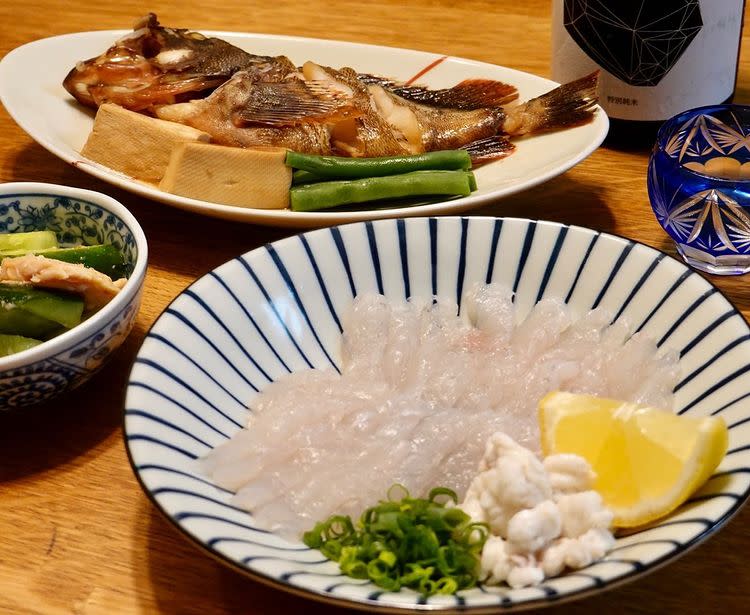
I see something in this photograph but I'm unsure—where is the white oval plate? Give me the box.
[125,216,750,612]
[0,30,608,228]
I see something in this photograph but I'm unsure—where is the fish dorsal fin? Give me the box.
[358,75,519,110]
[391,79,519,109]
[234,80,360,127]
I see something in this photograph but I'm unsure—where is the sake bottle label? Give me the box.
[551,0,744,121]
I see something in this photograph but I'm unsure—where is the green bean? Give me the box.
[290,170,475,212]
[286,150,472,179]
[292,169,326,185]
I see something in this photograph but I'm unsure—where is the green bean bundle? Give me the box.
[285,151,477,212]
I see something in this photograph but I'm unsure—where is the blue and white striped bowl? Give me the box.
[125,217,750,612]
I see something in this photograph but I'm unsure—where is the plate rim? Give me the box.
[122,215,750,612]
[0,30,609,228]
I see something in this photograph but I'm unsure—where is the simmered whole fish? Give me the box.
[64,14,600,162]
[63,13,293,111]
[155,61,417,157]
[155,60,599,161]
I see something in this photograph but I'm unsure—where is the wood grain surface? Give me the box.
[1,1,749,613]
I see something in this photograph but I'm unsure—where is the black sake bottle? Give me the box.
[550,0,745,149]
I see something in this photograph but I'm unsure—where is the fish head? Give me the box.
[62,13,283,111]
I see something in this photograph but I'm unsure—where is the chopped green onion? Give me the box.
[428,486,459,505]
[302,486,488,596]
[379,550,397,568]
[435,577,458,595]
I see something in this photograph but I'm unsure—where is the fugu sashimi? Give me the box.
[200,370,391,488]
[199,283,681,538]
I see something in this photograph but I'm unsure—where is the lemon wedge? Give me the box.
[539,391,729,528]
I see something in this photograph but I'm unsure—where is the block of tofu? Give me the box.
[81,103,211,185]
[159,143,292,209]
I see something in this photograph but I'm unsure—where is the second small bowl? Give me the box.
[0,182,148,410]
[648,104,750,275]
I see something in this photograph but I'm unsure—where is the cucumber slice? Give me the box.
[36,245,128,278]
[0,333,43,357]
[0,283,84,330]
[0,244,128,278]
[24,294,85,329]
[0,231,58,253]
[0,306,62,338]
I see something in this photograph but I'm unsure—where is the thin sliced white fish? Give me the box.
[200,283,681,538]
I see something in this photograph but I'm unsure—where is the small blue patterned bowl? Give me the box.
[0,182,147,410]
[648,104,750,275]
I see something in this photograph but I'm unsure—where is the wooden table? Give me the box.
[1,1,748,613]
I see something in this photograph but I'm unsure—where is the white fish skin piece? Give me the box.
[605,332,680,406]
[462,282,515,341]
[528,309,617,398]
[375,297,430,390]
[511,298,573,359]
[339,293,394,375]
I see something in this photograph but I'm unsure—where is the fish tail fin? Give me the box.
[502,71,599,136]
[461,135,516,166]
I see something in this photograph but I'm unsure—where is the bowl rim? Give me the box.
[654,103,750,185]
[0,181,148,371]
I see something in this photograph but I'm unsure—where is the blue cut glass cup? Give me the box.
[647,104,750,275]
